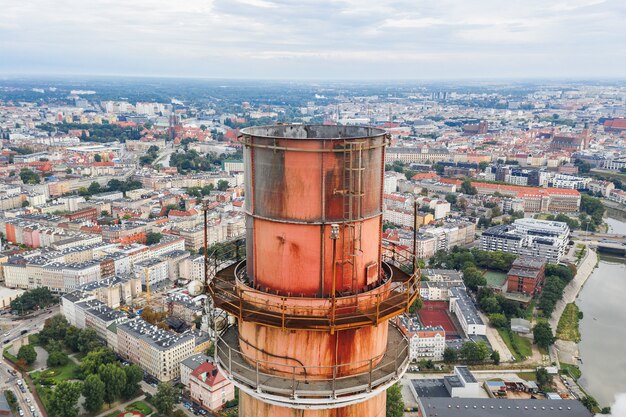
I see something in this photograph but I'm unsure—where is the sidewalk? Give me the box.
[548,244,597,334]
[92,395,146,417]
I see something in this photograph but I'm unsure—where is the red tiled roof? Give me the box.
[411,172,439,181]
[439,178,462,186]
[384,193,409,202]
[472,181,581,197]
[191,362,226,387]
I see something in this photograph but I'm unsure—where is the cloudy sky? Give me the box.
[1,0,624,79]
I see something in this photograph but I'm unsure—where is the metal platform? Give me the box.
[209,260,419,332]
[215,322,410,409]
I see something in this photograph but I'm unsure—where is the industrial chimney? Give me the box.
[209,125,419,416]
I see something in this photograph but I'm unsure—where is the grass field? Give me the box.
[126,401,153,416]
[561,363,582,380]
[556,303,581,342]
[517,372,537,381]
[30,360,80,384]
[498,328,532,361]
[3,346,18,363]
[484,271,507,288]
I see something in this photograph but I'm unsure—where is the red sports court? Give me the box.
[418,300,458,336]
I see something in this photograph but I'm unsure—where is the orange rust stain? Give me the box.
[239,391,386,417]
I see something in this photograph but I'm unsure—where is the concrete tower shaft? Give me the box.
[209,125,419,416]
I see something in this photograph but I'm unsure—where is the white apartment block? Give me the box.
[449,287,486,337]
[480,218,569,263]
[117,319,195,381]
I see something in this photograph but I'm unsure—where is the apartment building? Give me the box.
[480,219,569,263]
[189,362,235,412]
[506,256,546,295]
[396,316,446,361]
[386,147,450,163]
[449,287,486,337]
[116,319,195,381]
[134,258,169,289]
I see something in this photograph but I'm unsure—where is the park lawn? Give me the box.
[561,363,582,380]
[497,329,532,361]
[556,303,581,342]
[30,360,80,384]
[3,346,18,363]
[517,372,537,381]
[126,401,153,416]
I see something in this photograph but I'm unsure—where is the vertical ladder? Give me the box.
[341,141,365,292]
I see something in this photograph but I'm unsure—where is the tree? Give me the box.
[19,168,40,185]
[83,374,105,414]
[122,364,144,399]
[386,383,404,417]
[217,179,230,191]
[408,297,423,314]
[48,381,82,417]
[5,390,17,411]
[488,313,508,329]
[490,350,500,365]
[444,194,457,205]
[10,287,56,315]
[88,182,102,195]
[101,210,109,216]
[94,154,102,162]
[581,396,598,412]
[462,266,486,291]
[536,367,552,391]
[47,351,69,367]
[17,345,37,365]
[98,363,126,405]
[480,296,500,314]
[80,348,117,376]
[77,328,100,353]
[21,200,30,208]
[533,321,556,349]
[146,232,162,245]
[443,347,458,364]
[64,326,81,352]
[459,341,489,363]
[460,178,477,195]
[153,382,178,417]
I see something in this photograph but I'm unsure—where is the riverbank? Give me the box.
[548,243,597,336]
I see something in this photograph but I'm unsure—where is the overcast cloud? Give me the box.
[0,0,624,79]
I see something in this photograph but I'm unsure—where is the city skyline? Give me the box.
[2,0,625,80]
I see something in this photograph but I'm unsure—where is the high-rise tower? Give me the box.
[209,125,419,417]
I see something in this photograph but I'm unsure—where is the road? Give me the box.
[0,306,59,417]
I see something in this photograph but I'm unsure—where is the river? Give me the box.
[577,215,626,407]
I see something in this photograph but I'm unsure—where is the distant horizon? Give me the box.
[3,1,625,80]
[1,72,626,84]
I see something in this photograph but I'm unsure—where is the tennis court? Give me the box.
[418,300,457,335]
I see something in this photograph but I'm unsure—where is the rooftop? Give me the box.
[417,398,591,417]
[118,319,194,350]
[449,287,483,326]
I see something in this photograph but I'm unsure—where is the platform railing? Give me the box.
[207,238,420,331]
[215,322,409,404]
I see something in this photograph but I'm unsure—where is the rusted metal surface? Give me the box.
[239,390,386,416]
[210,125,410,416]
[250,219,383,296]
[236,321,391,377]
[209,259,419,332]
